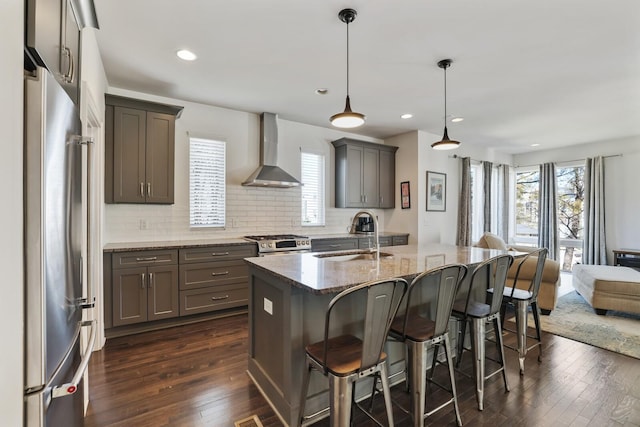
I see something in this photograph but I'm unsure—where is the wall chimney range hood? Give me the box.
[242,113,302,188]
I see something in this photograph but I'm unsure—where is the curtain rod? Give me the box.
[449,154,508,167]
[514,153,623,168]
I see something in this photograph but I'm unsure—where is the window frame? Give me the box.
[300,150,325,227]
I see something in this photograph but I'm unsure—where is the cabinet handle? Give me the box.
[62,46,74,83]
[211,295,230,301]
[211,252,230,256]
[211,271,229,276]
[329,244,341,248]
[147,182,151,197]
[380,196,383,204]
[149,273,153,288]
[136,256,158,262]
[141,273,145,289]
[140,182,145,197]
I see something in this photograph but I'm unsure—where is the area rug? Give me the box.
[536,291,640,359]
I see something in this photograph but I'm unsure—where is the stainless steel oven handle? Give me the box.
[51,320,97,399]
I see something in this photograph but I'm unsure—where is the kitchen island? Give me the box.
[244,243,507,426]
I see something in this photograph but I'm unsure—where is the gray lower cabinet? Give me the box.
[311,238,359,252]
[107,243,257,333]
[111,250,179,327]
[178,244,257,316]
[312,234,409,252]
[359,236,392,249]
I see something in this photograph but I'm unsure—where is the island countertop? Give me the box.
[244,243,507,295]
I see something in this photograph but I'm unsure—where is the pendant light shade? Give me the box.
[431,59,461,150]
[331,9,365,128]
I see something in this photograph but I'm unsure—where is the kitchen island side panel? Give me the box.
[247,266,406,426]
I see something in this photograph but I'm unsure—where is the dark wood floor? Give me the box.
[85,313,640,427]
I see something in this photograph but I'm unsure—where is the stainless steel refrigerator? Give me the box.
[24,66,96,427]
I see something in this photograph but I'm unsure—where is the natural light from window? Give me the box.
[189,137,226,228]
[301,151,325,226]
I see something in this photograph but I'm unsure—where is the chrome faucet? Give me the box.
[350,210,379,259]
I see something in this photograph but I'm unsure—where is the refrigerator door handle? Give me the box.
[51,320,97,399]
[78,256,95,309]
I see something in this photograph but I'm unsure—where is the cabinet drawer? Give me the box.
[179,260,248,290]
[113,250,178,268]
[179,244,257,263]
[311,239,359,252]
[392,235,409,246]
[359,236,392,249]
[180,284,248,316]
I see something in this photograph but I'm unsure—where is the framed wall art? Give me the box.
[426,171,446,211]
[400,181,411,209]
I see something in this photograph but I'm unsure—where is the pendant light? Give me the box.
[431,59,461,150]
[330,8,365,128]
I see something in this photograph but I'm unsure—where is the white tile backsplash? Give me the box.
[104,185,383,244]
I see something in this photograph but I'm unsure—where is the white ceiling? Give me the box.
[93,0,640,154]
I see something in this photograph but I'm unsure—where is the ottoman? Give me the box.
[572,264,640,315]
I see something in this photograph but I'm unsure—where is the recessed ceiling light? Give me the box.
[176,49,197,61]
[451,117,464,123]
[401,113,413,119]
[315,88,328,95]
[531,143,540,147]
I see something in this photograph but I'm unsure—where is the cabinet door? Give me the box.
[378,149,395,208]
[362,148,379,207]
[113,107,146,203]
[60,0,80,104]
[145,112,175,204]
[147,265,179,321]
[345,145,364,207]
[112,267,147,326]
[25,0,63,82]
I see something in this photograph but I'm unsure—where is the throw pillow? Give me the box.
[482,232,508,251]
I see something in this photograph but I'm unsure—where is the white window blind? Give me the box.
[301,151,325,226]
[190,137,226,228]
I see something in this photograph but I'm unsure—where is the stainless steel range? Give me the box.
[244,234,311,255]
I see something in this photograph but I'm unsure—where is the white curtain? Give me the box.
[538,162,558,260]
[457,157,471,246]
[583,157,607,265]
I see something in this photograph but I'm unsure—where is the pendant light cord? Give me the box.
[443,65,447,127]
[346,20,350,97]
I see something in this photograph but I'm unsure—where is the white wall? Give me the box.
[1,1,24,425]
[103,87,390,243]
[513,136,640,263]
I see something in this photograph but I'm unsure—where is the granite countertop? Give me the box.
[103,232,409,252]
[103,238,252,252]
[307,231,409,240]
[245,243,509,295]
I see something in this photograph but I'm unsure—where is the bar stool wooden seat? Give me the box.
[297,278,408,427]
[496,247,548,375]
[452,254,514,411]
[387,264,468,427]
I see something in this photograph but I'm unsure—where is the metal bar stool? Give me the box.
[497,247,548,375]
[298,278,408,427]
[387,264,468,427]
[452,254,514,411]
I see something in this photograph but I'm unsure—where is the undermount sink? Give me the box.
[314,250,394,261]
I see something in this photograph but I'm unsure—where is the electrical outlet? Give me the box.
[139,219,148,230]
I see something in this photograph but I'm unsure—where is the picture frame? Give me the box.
[400,181,411,209]
[426,171,446,211]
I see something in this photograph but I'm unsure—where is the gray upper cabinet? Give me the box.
[332,138,398,209]
[105,95,183,204]
[25,0,82,104]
